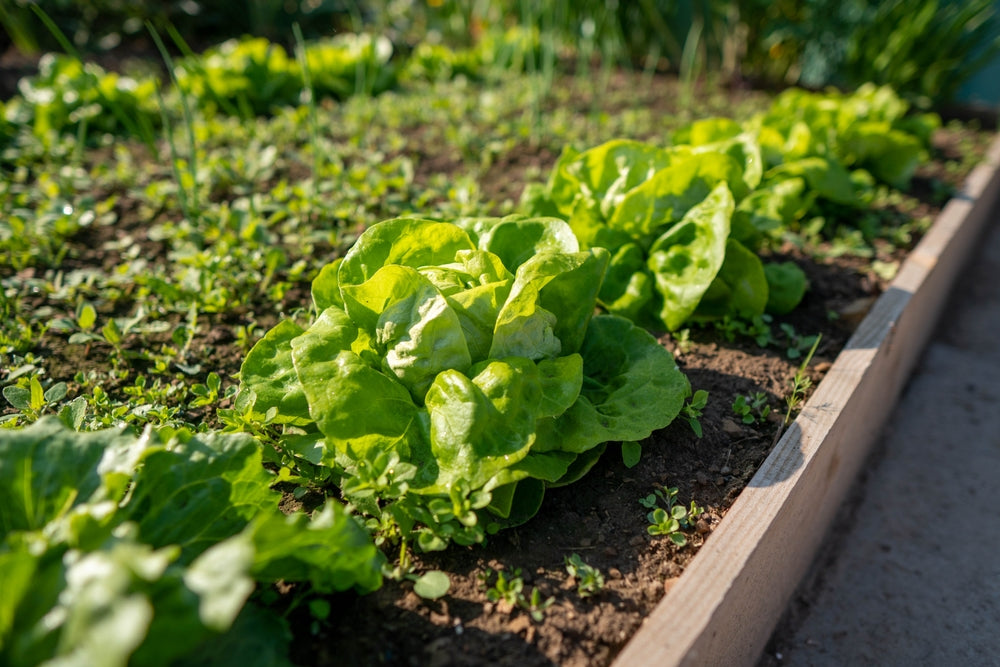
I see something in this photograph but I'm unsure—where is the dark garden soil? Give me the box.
[2,50,993,666]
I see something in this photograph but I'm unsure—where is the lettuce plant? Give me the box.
[176,33,396,116]
[8,53,159,145]
[522,138,796,331]
[239,216,689,553]
[0,418,382,667]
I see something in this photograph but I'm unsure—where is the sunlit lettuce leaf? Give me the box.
[841,122,923,189]
[610,152,746,244]
[248,502,384,594]
[534,315,689,453]
[473,216,579,270]
[764,157,857,206]
[419,358,542,493]
[121,432,276,562]
[340,265,472,397]
[290,306,422,460]
[694,238,770,321]
[239,319,311,425]
[557,139,676,219]
[646,183,734,331]
[491,248,608,358]
[598,242,655,323]
[338,217,475,287]
[311,258,344,312]
[0,418,152,540]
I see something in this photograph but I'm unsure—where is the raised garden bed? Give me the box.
[2,49,999,666]
[615,132,1000,666]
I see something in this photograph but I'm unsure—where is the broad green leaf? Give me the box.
[733,176,811,246]
[610,152,746,244]
[559,139,675,219]
[0,549,37,649]
[290,307,421,460]
[122,432,276,562]
[673,117,742,145]
[412,570,451,599]
[842,122,923,189]
[647,183,734,331]
[536,355,583,419]
[598,242,654,322]
[338,218,475,287]
[622,441,642,468]
[248,502,383,594]
[419,358,541,493]
[77,303,97,330]
[534,315,689,453]
[239,319,311,425]
[2,385,29,411]
[566,195,635,250]
[484,477,546,529]
[340,265,471,398]
[441,255,513,361]
[491,249,609,359]
[764,261,809,315]
[765,157,856,206]
[0,419,144,540]
[310,258,343,312]
[475,217,579,271]
[695,239,770,321]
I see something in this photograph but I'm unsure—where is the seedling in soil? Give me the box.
[772,334,823,447]
[732,392,770,425]
[564,553,604,598]
[1,375,67,425]
[640,486,704,547]
[479,568,554,621]
[780,323,820,360]
[681,389,709,438]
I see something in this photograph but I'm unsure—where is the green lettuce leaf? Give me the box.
[646,182,734,331]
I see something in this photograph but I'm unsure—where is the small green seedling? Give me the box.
[2,375,67,425]
[732,392,770,425]
[780,323,819,360]
[478,567,554,622]
[681,389,709,438]
[640,486,704,547]
[772,334,823,447]
[564,553,604,598]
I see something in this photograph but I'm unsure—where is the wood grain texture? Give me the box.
[613,133,1000,667]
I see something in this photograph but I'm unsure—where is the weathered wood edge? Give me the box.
[613,133,1000,667]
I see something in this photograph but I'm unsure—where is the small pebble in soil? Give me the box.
[720,464,731,475]
[722,418,743,436]
[608,567,623,580]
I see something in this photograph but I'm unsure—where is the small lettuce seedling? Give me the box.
[564,553,605,598]
[640,486,704,547]
[732,392,770,425]
[681,389,710,438]
[479,567,554,622]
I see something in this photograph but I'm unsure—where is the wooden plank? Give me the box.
[613,133,1000,667]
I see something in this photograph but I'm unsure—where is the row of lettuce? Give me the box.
[1,84,940,665]
[0,28,539,147]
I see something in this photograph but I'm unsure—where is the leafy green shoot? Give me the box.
[640,486,704,547]
[564,553,605,598]
[681,389,710,438]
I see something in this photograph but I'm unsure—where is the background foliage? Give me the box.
[3,0,998,107]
